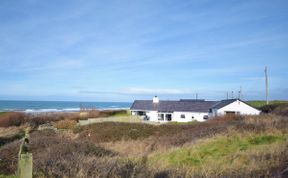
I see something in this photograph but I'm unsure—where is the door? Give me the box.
[225,111,236,117]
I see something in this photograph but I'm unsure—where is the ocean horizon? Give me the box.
[0,100,132,112]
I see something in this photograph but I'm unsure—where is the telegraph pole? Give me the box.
[226,92,229,100]
[195,93,198,100]
[265,66,269,105]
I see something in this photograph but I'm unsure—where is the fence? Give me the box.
[17,129,32,178]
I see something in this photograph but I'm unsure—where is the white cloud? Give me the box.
[0,58,84,73]
[79,87,195,95]
[123,87,193,95]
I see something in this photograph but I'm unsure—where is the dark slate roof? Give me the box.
[211,99,237,109]
[130,100,217,112]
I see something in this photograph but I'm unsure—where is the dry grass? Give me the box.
[0,110,130,129]
[148,132,287,174]
[0,126,23,138]
[54,119,77,129]
[0,130,183,178]
[0,126,26,147]
[73,115,288,160]
[0,130,116,176]
[0,112,287,177]
[0,112,25,127]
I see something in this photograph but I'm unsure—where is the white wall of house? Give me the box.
[132,99,260,122]
[208,109,217,117]
[173,112,208,122]
[131,110,158,122]
[215,100,260,116]
[131,110,208,122]
[131,111,136,115]
[146,111,158,122]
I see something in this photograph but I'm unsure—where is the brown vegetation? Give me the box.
[54,119,77,129]
[97,115,288,157]
[0,110,128,128]
[0,106,287,177]
[0,126,25,147]
[0,112,25,127]
[259,103,288,116]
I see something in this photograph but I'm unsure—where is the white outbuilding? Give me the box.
[130,96,260,123]
[208,99,261,117]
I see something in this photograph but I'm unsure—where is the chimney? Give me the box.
[153,96,159,103]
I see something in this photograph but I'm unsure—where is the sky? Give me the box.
[0,0,288,102]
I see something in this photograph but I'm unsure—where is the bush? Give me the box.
[259,103,288,116]
[0,131,25,147]
[0,130,117,176]
[1,114,287,177]
[0,112,25,127]
[54,119,77,129]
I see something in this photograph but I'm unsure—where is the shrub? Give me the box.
[258,103,288,116]
[0,131,25,147]
[0,130,117,176]
[54,119,77,129]
[1,114,287,177]
[0,112,25,127]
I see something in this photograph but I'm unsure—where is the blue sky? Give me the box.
[0,0,287,102]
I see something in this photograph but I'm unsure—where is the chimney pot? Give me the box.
[153,96,159,103]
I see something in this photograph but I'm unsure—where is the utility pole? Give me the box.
[226,92,229,100]
[231,91,234,99]
[196,93,198,100]
[265,66,269,105]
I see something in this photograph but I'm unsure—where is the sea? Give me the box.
[0,100,132,113]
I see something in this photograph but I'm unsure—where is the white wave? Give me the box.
[24,108,80,113]
[2,107,129,113]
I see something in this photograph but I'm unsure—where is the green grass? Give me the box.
[166,121,199,125]
[248,135,285,145]
[247,100,288,108]
[0,175,16,178]
[111,110,131,117]
[0,112,7,115]
[148,133,287,168]
[102,110,131,117]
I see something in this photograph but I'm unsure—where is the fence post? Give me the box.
[17,129,33,178]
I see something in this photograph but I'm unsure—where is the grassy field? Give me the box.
[247,100,288,108]
[148,133,287,175]
[0,107,287,177]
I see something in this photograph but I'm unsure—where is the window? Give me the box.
[180,114,185,119]
[158,113,164,120]
[192,116,194,119]
[165,114,172,121]
[203,115,208,120]
[137,111,145,116]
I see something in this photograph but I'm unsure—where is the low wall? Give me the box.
[78,116,160,126]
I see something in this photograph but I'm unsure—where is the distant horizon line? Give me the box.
[0,99,132,103]
[0,99,287,103]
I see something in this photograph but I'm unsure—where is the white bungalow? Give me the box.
[130,96,260,122]
[209,99,261,117]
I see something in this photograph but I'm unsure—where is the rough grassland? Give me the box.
[0,111,287,177]
[247,100,288,108]
[148,133,287,175]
